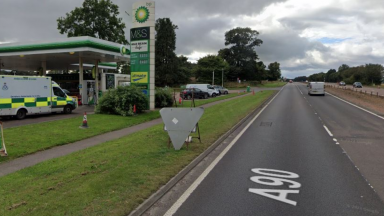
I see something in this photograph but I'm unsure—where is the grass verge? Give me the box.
[0,112,160,163]
[176,92,247,107]
[1,92,248,163]
[0,91,275,216]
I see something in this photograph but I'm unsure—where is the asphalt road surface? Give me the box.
[162,83,384,216]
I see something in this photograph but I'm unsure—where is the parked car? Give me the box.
[180,88,209,100]
[185,84,219,97]
[353,82,363,88]
[339,81,346,86]
[213,85,229,95]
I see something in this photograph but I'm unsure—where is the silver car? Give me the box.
[213,85,229,95]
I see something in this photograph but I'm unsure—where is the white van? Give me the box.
[308,82,325,96]
[185,84,220,97]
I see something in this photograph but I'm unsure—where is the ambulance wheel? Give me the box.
[16,109,27,120]
[64,105,72,114]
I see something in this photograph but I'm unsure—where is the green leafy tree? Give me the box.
[325,69,336,82]
[364,64,383,85]
[155,18,180,86]
[194,55,230,84]
[308,72,325,81]
[218,27,263,81]
[117,62,130,74]
[177,55,193,84]
[267,62,281,81]
[338,64,350,72]
[57,0,128,44]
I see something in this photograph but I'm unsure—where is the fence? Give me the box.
[325,84,384,99]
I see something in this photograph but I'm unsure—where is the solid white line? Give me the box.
[164,86,285,216]
[326,92,384,121]
[323,125,333,137]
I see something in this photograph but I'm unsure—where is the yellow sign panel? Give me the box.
[131,72,148,83]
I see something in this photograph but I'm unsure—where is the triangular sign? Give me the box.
[160,108,204,150]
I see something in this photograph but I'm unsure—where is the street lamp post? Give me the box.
[222,68,224,87]
[212,70,215,85]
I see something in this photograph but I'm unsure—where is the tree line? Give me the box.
[56,0,282,87]
[299,64,383,85]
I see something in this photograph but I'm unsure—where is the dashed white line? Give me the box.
[323,125,333,137]
[333,138,337,142]
[164,85,285,216]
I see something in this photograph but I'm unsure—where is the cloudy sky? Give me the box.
[1,0,384,78]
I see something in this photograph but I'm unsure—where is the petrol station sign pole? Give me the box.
[131,1,155,110]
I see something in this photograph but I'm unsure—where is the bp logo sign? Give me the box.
[135,6,149,23]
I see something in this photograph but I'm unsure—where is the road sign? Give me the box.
[160,108,204,150]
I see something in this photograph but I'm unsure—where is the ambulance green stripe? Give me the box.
[12,98,24,103]
[25,102,36,107]
[36,97,48,102]
[0,104,11,109]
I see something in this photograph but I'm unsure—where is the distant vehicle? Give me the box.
[339,81,346,86]
[213,85,229,95]
[289,80,293,83]
[186,84,219,97]
[180,88,209,100]
[308,82,325,96]
[353,82,363,88]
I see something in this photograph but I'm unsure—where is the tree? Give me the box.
[267,62,281,81]
[364,64,383,85]
[177,55,193,84]
[338,64,350,73]
[155,18,180,86]
[194,55,229,84]
[325,69,336,82]
[57,0,128,44]
[218,27,263,81]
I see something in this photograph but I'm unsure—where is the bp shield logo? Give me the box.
[135,6,149,23]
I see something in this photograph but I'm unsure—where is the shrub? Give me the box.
[155,87,173,108]
[96,86,147,116]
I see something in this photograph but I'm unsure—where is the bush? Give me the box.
[96,86,148,116]
[155,87,173,108]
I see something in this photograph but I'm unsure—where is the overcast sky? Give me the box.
[1,0,384,78]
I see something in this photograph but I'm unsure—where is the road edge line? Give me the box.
[326,92,384,120]
[163,87,284,216]
[128,90,282,216]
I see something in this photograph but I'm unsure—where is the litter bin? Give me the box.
[247,86,251,92]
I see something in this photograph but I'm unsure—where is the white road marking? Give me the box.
[326,92,384,121]
[323,125,333,137]
[336,142,339,145]
[333,138,337,142]
[164,86,285,216]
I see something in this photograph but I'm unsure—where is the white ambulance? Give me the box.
[0,75,77,119]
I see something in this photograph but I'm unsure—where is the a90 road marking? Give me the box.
[249,168,300,206]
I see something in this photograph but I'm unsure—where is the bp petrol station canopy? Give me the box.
[0,36,130,71]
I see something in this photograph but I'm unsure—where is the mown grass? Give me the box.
[0,91,275,216]
[0,112,160,163]
[177,92,247,107]
[1,92,248,163]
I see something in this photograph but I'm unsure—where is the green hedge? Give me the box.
[155,87,173,108]
[96,86,147,116]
